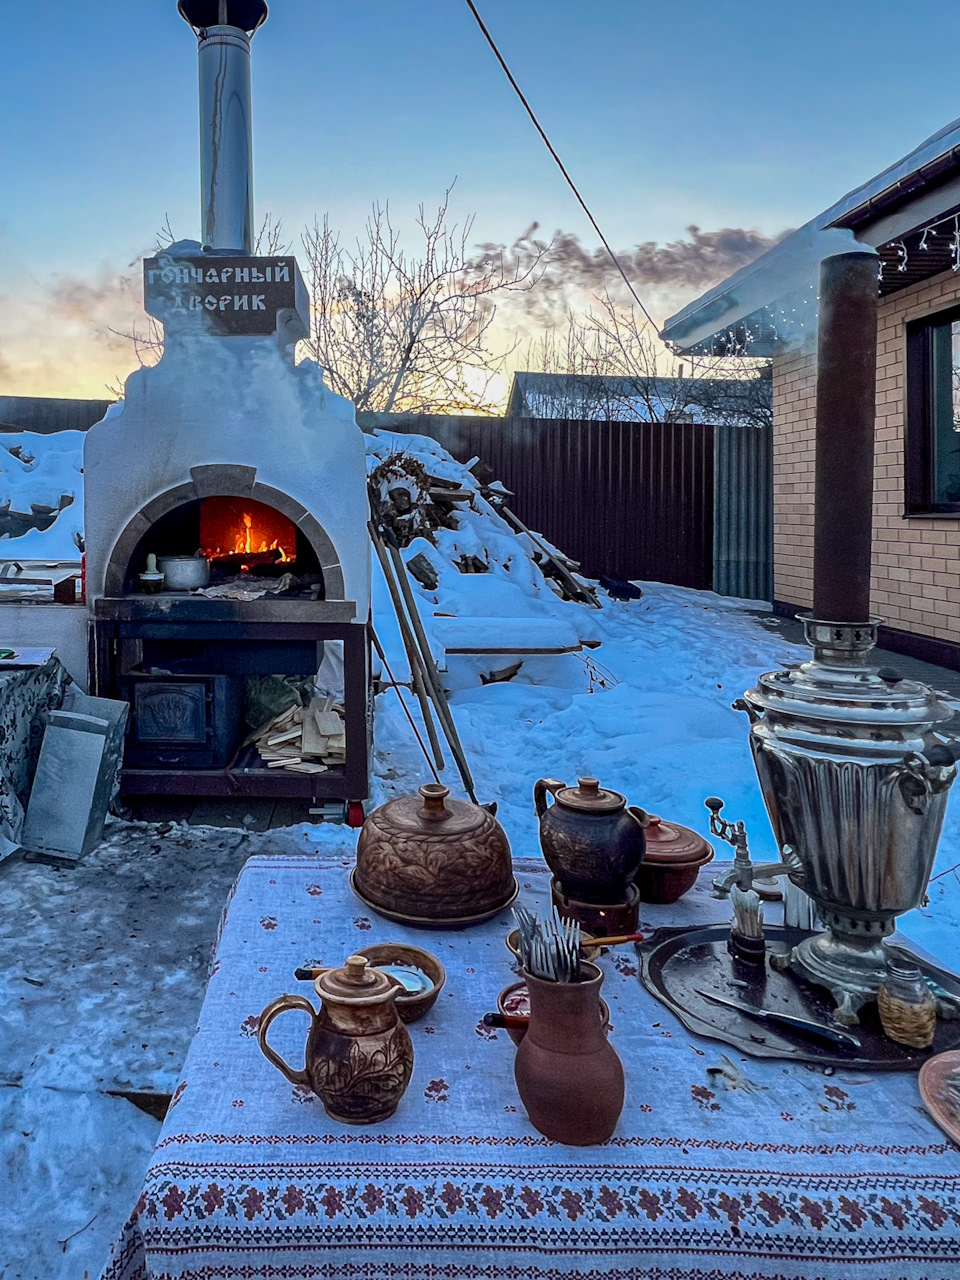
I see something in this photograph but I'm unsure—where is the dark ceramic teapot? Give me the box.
[534,776,648,902]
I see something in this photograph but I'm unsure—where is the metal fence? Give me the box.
[713,424,773,601]
[362,413,772,599]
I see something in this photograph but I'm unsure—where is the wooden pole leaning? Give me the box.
[368,521,445,773]
[381,532,479,805]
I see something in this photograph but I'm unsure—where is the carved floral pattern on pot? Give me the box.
[311,1025,413,1123]
[354,784,515,923]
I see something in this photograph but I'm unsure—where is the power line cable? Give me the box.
[463,0,658,333]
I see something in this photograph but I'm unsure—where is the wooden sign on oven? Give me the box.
[143,254,309,341]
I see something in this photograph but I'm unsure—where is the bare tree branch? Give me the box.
[528,293,771,427]
[300,186,547,413]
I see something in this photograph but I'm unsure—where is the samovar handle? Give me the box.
[895,744,960,814]
[732,696,761,725]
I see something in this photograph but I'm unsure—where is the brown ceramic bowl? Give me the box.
[355,944,446,1023]
[504,927,602,964]
[496,978,610,1046]
[634,848,714,904]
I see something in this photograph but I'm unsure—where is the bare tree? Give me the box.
[300,189,545,413]
[527,293,771,428]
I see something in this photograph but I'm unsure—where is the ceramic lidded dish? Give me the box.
[354,943,446,1022]
[353,783,517,926]
[633,814,714,904]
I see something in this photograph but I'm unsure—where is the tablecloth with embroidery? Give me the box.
[101,852,960,1280]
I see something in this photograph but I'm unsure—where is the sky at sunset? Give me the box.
[3,0,960,399]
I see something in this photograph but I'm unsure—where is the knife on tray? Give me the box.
[695,988,862,1052]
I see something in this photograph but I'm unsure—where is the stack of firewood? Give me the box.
[368,452,473,549]
[253,698,346,773]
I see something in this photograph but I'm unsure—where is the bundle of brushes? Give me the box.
[729,885,766,963]
[513,905,581,982]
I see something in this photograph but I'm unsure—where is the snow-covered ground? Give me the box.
[2,429,960,1278]
[4,581,960,1279]
[0,430,84,559]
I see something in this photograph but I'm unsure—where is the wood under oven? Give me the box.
[92,597,370,802]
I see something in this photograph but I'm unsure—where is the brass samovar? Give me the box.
[742,616,957,1023]
[734,250,960,1024]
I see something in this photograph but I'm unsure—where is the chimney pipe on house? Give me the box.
[178,1,268,254]
[811,250,879,624]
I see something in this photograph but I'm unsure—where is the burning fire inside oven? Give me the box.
[199,496,296,568]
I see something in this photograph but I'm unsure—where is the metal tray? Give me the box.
[636,924,960,1071]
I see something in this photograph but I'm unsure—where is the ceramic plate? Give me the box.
[919,1049,960,1145]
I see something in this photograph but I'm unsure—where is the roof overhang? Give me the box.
[662,118,960,356]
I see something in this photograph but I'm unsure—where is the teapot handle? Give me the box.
[626,806,652,830]
[534,778,566,819]
[257,993,317,1089]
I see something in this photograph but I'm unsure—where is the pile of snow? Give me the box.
[366,429,600,686]
[0,431,86,560]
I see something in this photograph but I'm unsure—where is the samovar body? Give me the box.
[744,618,957,1024]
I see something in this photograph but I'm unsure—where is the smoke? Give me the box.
[0,261,151,398]
[480,222,791,329]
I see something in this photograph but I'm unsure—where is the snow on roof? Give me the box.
[662,115,960,354]
[507,371,769,424]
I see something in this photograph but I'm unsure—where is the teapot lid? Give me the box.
[555,777,625,813]
[316,955,398,1004]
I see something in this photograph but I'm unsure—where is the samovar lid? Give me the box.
[746,617,954,733]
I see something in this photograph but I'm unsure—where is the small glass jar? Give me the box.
[877,958,936,1049]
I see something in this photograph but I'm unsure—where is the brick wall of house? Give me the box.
[773,267,960,643]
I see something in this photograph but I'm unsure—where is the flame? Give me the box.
[203,508,293,564]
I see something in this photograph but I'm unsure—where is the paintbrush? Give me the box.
[731,885,764,938]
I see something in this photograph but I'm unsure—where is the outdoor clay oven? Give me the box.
[82,0,372,809]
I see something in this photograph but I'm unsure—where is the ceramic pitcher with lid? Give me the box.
[535,776,648,902]
[257,954,414,1124]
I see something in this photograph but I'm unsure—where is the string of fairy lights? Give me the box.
[880,207,960,282]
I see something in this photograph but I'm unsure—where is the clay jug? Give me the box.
[535,776,647,902]
[257,955,414,1124]
[514,961,624,1145]
[354,782,516,925]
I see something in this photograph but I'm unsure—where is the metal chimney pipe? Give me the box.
[812,250,879,624]
[179,2,268,253]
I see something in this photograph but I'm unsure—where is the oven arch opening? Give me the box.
[104,465,346,599]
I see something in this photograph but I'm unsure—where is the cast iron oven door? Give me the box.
[123,673,242,769]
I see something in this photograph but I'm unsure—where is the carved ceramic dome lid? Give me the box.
[553,777,625,813]
[641,815,713,865]
[370,783,496,836]
[316,955,397,1004]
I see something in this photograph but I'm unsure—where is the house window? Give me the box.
[906,307,960,513]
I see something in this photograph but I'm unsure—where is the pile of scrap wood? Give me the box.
[252,698,346,773]
[368,452,472,549]
[369,449,599,608]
